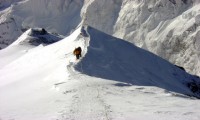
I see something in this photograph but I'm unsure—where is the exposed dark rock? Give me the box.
[24,28,63,46]
[169,0,176,4]
[29,28,47,36]
[175,65,186,71]
[187,82,200,93]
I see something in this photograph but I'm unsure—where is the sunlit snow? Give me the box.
[0,26,200,120]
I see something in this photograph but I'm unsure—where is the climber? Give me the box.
[73,47,82,59]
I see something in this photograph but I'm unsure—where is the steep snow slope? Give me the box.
[0,27,84,120]
[0,0,22,10]
[0,28,63,69]
[82,0,200,76]
[1,0,200,76]
[0,0,83,49]
[11,28,64,46]
[76,26,200,98]
[10,0,83,35]
[1,26,200,120]
[0,13,22,49]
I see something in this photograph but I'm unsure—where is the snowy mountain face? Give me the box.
[0,0,83,49]
[1,0,200,119]
[0,0,200,76]
[0,0,22,10]
[76,26,200,98]
[15,28,64,46]
[82,0,200,76]
[0,25,200,120]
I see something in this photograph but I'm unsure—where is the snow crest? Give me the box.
[0,25,200,120]
[1,0,200,76]
[75,26,200,98]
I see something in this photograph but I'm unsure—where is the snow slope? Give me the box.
[0,0,200,76]
[1,0,200,76]
[0,0,83,49]
[82,0,200,76]
[75,26,200,97]
[0,26,83,120]
[11,28,64,46]
[0,26,200,120]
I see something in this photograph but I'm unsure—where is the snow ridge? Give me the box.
[11,28,64,46]
[0,0,200,76]
[75,26,200,98]
[0,25,200,120]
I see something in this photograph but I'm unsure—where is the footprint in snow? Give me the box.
[54,82,66,86]
[63,89,77,94]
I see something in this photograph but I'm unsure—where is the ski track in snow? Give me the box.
[1,26,200,120]
[57,73,200,120]
[60,31,111,120]
[61,76,110,120]
[55,27,200,120]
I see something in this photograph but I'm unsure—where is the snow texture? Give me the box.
[0,0,200,76]
[82,0,200,76]
[1,0,200,119]
[0,25,200,120]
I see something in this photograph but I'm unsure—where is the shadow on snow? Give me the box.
[75,26,200,98]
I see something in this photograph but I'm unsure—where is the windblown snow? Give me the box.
[1,0,200,120]
[0,26,200,120]
[0,0,200,76]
